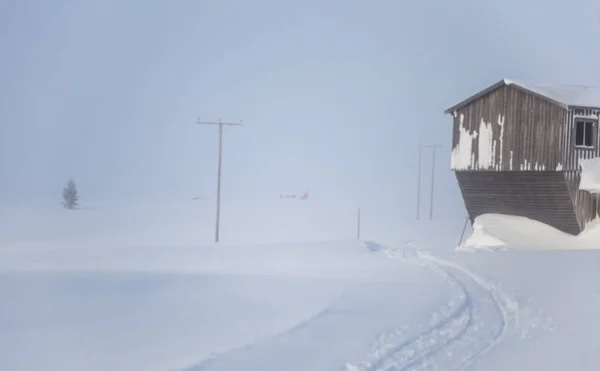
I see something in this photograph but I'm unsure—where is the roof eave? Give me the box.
[443,78,570,115]
[443,79,507,115]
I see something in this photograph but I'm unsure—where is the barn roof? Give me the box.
[444,78,600,114]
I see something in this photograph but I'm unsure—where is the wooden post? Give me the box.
[458,216,470,247]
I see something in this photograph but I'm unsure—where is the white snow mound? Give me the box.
[580,157,600,194]
[458,213,600,251]
[460,217,506,251]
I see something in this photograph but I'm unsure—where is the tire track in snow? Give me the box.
[346,244,518,371]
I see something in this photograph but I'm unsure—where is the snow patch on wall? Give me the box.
[477,118,495,169]
[579,157,600,194]
[521,159,532,171]
[509,151,514,170]
[451,114,477,170]
[556,163,563,171]
[451,113,505,171]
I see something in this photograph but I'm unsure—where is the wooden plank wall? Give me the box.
[456,171,582,235]
[452,85,566,172]
[564,171,599,230]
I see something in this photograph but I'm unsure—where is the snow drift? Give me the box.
[0,240,453,371]
[458,213,600,251]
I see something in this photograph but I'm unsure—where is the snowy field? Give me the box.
[0,199,598,370]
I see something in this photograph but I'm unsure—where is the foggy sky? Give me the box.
[2,0,599,217]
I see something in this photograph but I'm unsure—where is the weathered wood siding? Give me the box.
[562,108,600,171]
[565,171,599,229]
[451,85,566,172]
[560,108,600,230]
[456,171,582,235]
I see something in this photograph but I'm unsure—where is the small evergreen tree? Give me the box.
[62,179,79,210]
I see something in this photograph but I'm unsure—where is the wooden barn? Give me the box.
[445,78,600,235]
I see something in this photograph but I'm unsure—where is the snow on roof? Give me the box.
[506,78,600,108]
[445,78,600,114]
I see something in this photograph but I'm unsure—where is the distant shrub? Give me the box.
[61,179,79,210]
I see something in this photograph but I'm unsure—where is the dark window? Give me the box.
[575,119,595,147]
[576,121,585,145]
[586,121,594,147]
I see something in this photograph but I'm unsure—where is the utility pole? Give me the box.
[424,144,442,220]
[416,144,422,220]
[196,118,243,243]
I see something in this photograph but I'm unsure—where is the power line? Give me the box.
[196,118,243,243]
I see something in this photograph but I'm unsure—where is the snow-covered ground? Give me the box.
[0,200,597,370]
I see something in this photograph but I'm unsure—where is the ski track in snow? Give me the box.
[346,243,519,371]
[172,242,520,371]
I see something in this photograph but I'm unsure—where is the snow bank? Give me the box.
[0,272,349,371]
[0,240,452,371]
[444,248,600,371]
[0,198,465,252]
[0,240,412,282]
[457,213,600,251]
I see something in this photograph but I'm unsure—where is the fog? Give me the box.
[4,2,600,369]
[2,0,600,241]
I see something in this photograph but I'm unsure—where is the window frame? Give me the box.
[574,117,597,149]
